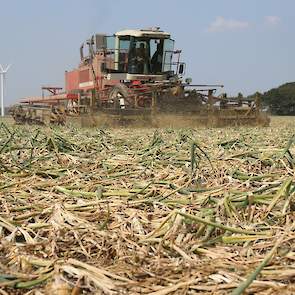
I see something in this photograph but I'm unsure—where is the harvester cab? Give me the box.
[79,27,184,82]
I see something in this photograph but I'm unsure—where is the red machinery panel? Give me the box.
[79,69,90,83]
[65,70,79,92]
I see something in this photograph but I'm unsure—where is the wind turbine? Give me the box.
[0,64,11,117]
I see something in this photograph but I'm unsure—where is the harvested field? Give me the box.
[0,116,295,294]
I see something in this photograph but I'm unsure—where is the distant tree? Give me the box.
[237,92,243,99]
[236,92,244,106]
[261,82,295,115]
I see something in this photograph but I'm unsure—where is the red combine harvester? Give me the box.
[11,27,269,127]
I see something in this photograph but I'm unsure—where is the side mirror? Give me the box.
[178,63,184,74]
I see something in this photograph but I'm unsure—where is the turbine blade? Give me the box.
[4,64,11,72]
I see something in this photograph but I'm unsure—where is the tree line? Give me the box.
[247,82,295,115]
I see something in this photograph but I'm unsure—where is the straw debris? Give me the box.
[0,117,294,294]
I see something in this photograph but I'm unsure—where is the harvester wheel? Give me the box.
[109,84,130,109]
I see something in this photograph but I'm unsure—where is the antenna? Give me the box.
[0,64,11,117]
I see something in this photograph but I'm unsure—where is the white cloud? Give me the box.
[207,17,250,33]
[265,16,280,26]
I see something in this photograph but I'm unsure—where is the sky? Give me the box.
[0,0,295,105]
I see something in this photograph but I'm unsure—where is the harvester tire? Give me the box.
[109,84,130,109]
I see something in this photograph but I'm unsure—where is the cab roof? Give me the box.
[115,28,170,38]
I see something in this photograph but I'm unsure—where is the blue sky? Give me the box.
[1,0,294,104]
